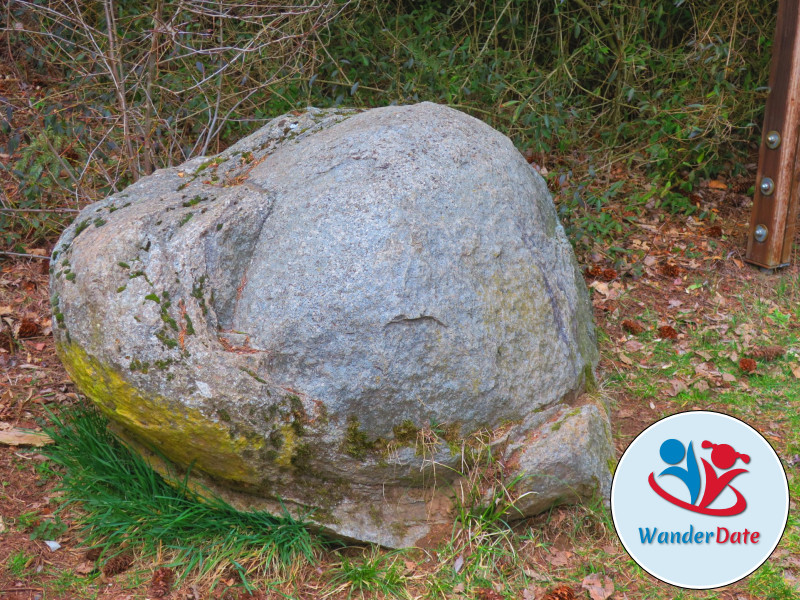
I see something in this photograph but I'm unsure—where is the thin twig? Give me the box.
[0,251,50,260]
[103,0,139,180]
[0,207,79,213]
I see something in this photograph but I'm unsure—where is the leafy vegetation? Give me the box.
[314,1,772,175]
[6,549,35,578]
[0,0,777,252]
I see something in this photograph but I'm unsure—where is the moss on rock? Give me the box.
[56,341,261,485]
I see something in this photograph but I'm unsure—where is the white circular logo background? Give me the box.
[611,411,789,589]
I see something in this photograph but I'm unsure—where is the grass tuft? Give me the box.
[328,548,407,599]
[42,404,321,585]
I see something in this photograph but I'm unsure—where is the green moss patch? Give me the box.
[55,341,262,485]
[343,416,375,459]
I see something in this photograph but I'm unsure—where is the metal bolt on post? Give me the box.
[746,0,800,269]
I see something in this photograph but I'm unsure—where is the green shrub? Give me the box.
[1,0,778,250]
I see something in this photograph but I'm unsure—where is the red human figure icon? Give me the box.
[698,441,750,510]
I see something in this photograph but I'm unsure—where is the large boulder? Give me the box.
[50,102,612,547]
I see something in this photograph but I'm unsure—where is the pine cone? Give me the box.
[102,551,134,577]
[149,567,175,598]
[475,588,504,600]
[17,318,41,338]
[85,547,103,562]
[730,177,753,194]
[601,268,618,282]
[0,328,12,353]
[657,325,678,340]
[541,584,576,600]
[622,319,645,335]
[750,345,785,361]
[585,265,604,280]
[739,358,757,373]
[660,262,681,277]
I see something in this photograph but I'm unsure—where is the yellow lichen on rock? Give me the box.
[56,341,261,485]
[275,423,299,468]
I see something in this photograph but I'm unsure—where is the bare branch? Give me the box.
[0,251,51,260]
[0,208,80,213]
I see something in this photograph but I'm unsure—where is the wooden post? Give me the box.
[746,0,800,269]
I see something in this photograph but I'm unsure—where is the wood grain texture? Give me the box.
[746,0,800,267]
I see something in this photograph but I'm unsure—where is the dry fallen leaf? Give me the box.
[523,567,549,581]
[522,585,545,600]
[0,428,53,447]
[708,179,727,190]
[453,554,464,573]
[547,549,572,567]
[581,572,615,600]
[550,510,567,527]
[624,340,644,353]
[667,379,688,397]
[590,281,610,297]
[792,365,800,379]
[75,562,95,575]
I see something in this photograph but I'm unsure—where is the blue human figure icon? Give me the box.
[658,439,701,505]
